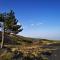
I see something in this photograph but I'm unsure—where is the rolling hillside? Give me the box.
[0,31,60,60]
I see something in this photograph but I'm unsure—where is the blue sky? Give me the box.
[0,0,60,40]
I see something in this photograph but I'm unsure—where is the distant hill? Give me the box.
[0,31,59,45]
[0,32,33,45]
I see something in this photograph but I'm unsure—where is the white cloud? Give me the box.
[30,22,43,27]
[31,24,34,26]
[36,22,43,26]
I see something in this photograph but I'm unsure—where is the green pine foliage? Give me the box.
[0,10,23,34]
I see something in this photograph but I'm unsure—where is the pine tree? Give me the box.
[0,13,4,22]
[0,10,23,48]
[5,10,23,34]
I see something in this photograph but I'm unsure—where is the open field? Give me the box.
[0,32,60,60]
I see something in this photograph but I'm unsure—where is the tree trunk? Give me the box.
[1,22,4,48]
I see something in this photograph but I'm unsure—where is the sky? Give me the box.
[0,0,60,40]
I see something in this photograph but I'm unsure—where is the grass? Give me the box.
[0,32,60,60]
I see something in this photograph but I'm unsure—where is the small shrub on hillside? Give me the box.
[1,52,13,60]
